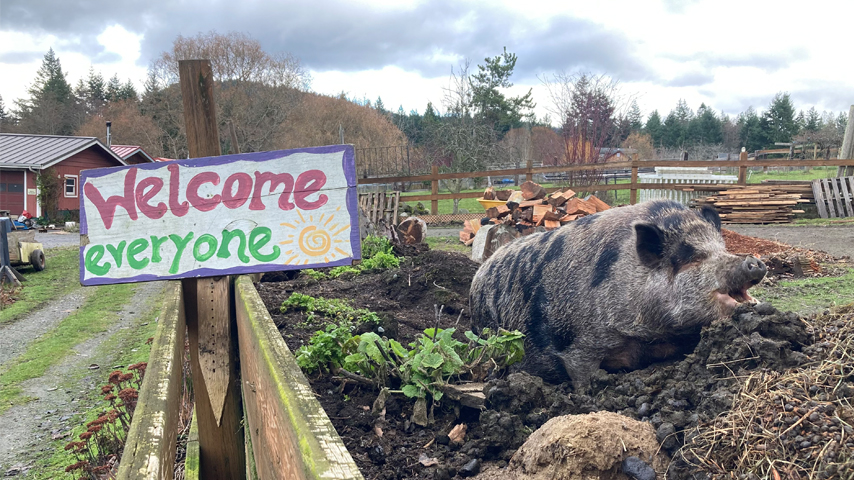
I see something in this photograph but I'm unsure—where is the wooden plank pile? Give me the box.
[459,181,610,245]
[688,185,807,224]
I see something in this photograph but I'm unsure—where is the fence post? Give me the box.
[838,105,854,176]
[738,150,748,185]
[178,59,246,480]
[431,164,439,215]
[526,158,533,182]
[630,154,639,205]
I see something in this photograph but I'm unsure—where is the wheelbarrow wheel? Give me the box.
[30,249,45,271]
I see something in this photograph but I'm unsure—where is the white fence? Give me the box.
[638,167,738,204]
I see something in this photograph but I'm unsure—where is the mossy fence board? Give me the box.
[120,278,362,479]
[117,283,186,479]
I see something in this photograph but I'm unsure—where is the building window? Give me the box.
[64,175,78,198]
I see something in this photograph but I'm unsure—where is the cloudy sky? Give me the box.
[1,0,851,123]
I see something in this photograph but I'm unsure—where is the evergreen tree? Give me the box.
[737,107,767,152]
[644,110,663,147]
[836,111,848,137]
[762,92,797,144]
[375,96,386,116]
[86,67,107,111]
[795,110,806,133]
[106,74,122,102]
[627,99,643,132]
[0,94,7,131]
[663,110,686,148]
[689,103,723,144]
[119,80,138,101]
[470,47,535,137]
[805,107,821,132]
[15,48,77,134]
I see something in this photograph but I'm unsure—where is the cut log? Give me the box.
[519,200,544,208]
[520,181,547,201]
[495,189,513,201]
[483,186,495,200]
[543,220,561,230]
[533,204,552,225]
[586,195,611,212]
[559,214,579,223]
[397,217,427,245]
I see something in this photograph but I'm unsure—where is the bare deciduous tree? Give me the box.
[541,72,633,187]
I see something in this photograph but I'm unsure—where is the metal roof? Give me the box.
[0,133,126,169]
[110,145,155,163]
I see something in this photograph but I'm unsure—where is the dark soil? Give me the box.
[256,245,829,480]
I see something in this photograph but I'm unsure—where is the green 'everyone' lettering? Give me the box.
[127,238,150,270]
[105,241,126,268]
[218,229,250,263]
[249,226,280,262]
[194,234,218,262]
[84,245,111,276]
[168,232,195,274]
[150,235,168,263]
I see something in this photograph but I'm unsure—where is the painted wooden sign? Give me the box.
[79,145,359,286]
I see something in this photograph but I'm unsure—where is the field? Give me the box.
[256,229,854,479]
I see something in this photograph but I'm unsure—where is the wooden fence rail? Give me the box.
[357,153,854,214]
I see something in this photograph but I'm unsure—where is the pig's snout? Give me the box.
[741,256,767,285]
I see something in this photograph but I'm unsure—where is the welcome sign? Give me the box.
[79,145,360,286]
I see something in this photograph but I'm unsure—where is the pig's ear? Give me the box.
[698,205,722,231]
[635,223,665,268]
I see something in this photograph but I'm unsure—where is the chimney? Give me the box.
[106,121,112,147]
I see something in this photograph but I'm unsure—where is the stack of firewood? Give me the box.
[459,181,610,245]
[688,185,807,223]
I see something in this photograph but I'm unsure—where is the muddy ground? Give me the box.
[257,239,852,479]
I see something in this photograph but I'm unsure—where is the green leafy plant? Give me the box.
[282,293,381,325]
[301,269,327,280]
[295,322,356,373]
[361,235,394,259]
[360,251,400,271]
[328,266,361,278]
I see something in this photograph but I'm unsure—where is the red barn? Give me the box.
[0,133,152,218]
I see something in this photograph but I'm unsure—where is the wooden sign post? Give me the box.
[78,59,360,477]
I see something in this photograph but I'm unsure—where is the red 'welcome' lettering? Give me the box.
[187,172,221,212]
[249,172,295,211]
[84,165,331,228]
[294,169,328,210]
[135,177,166,219]
[84,167,139,229]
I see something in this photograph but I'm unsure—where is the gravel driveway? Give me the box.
[34,231,80,249]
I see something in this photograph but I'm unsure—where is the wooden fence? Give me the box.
[357,153,854,214]
[119,279,363,479]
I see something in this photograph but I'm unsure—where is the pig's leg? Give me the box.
[555,346,604,393]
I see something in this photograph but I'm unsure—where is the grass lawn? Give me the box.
[750,267,854,315]
[746,166,839,184]
[426,236,471,255]
[0,247,81,324]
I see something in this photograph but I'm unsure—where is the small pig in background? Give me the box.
[470,199,767,391]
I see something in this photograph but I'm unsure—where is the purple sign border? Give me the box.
[79,145,360,286]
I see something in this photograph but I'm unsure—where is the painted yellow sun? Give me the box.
[280,207,352,266]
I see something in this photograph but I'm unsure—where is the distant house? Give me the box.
[110,144,156,165]
[599,147,637,161]
[0,133,153,218]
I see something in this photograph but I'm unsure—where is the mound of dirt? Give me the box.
[257,235,847,479]
[474,412,668,480]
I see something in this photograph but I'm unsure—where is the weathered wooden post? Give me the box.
[178,59,246,479]
[738,150,748,185]
[431,164,439,215]
[525,158,533,183]
[629,153,639,205]
[838,105,854,177]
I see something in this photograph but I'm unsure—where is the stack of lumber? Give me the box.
[680,182,814,203]
[689,185,807,224]
[459,181,610,244]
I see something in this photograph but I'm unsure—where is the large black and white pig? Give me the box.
[470,199,767,390]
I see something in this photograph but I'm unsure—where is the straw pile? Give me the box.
[681,305,854,479]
